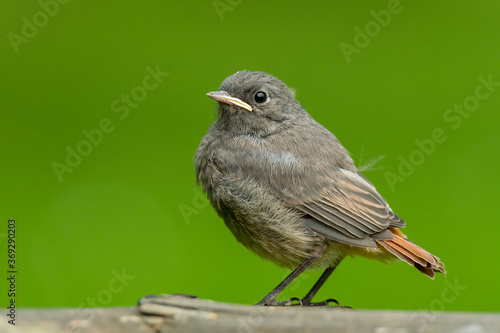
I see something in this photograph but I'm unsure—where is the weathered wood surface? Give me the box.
[4,294,499,332]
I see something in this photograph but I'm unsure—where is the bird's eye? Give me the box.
[254,91,267,104]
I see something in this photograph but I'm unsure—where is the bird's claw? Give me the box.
[302,298,340,307]
[286,297,303,306]
[256,297,343,307]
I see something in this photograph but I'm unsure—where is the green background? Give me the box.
[1,0,499,313]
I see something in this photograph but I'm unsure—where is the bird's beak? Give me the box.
[206,91,253,112]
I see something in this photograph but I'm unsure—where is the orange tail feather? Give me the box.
[376,228,446,279]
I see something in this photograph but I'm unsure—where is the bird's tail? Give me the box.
[376,228,446,279]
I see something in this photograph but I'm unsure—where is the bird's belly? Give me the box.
[223,214,322,269]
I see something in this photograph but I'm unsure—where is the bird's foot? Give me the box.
[301,298,339,307]
[256,297,346,307]
[255,297,302,306]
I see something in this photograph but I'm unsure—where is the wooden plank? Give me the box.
[3,294,499,332]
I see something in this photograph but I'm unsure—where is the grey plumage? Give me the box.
[195,70,445,305]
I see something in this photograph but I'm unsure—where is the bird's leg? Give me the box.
[255,254,320,306]
[300,266,339,306]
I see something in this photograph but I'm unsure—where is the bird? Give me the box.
[194,70,445,306]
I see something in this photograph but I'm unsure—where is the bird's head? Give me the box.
[207,70,307,137]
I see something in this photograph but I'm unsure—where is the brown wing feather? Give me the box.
[298,169,445,278]
[300,169,404,246]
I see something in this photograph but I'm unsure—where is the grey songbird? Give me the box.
[195,70,445,306]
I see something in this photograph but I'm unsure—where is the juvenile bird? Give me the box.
[195,70,445,306]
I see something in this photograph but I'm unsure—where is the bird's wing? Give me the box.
[298,169,405,248]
